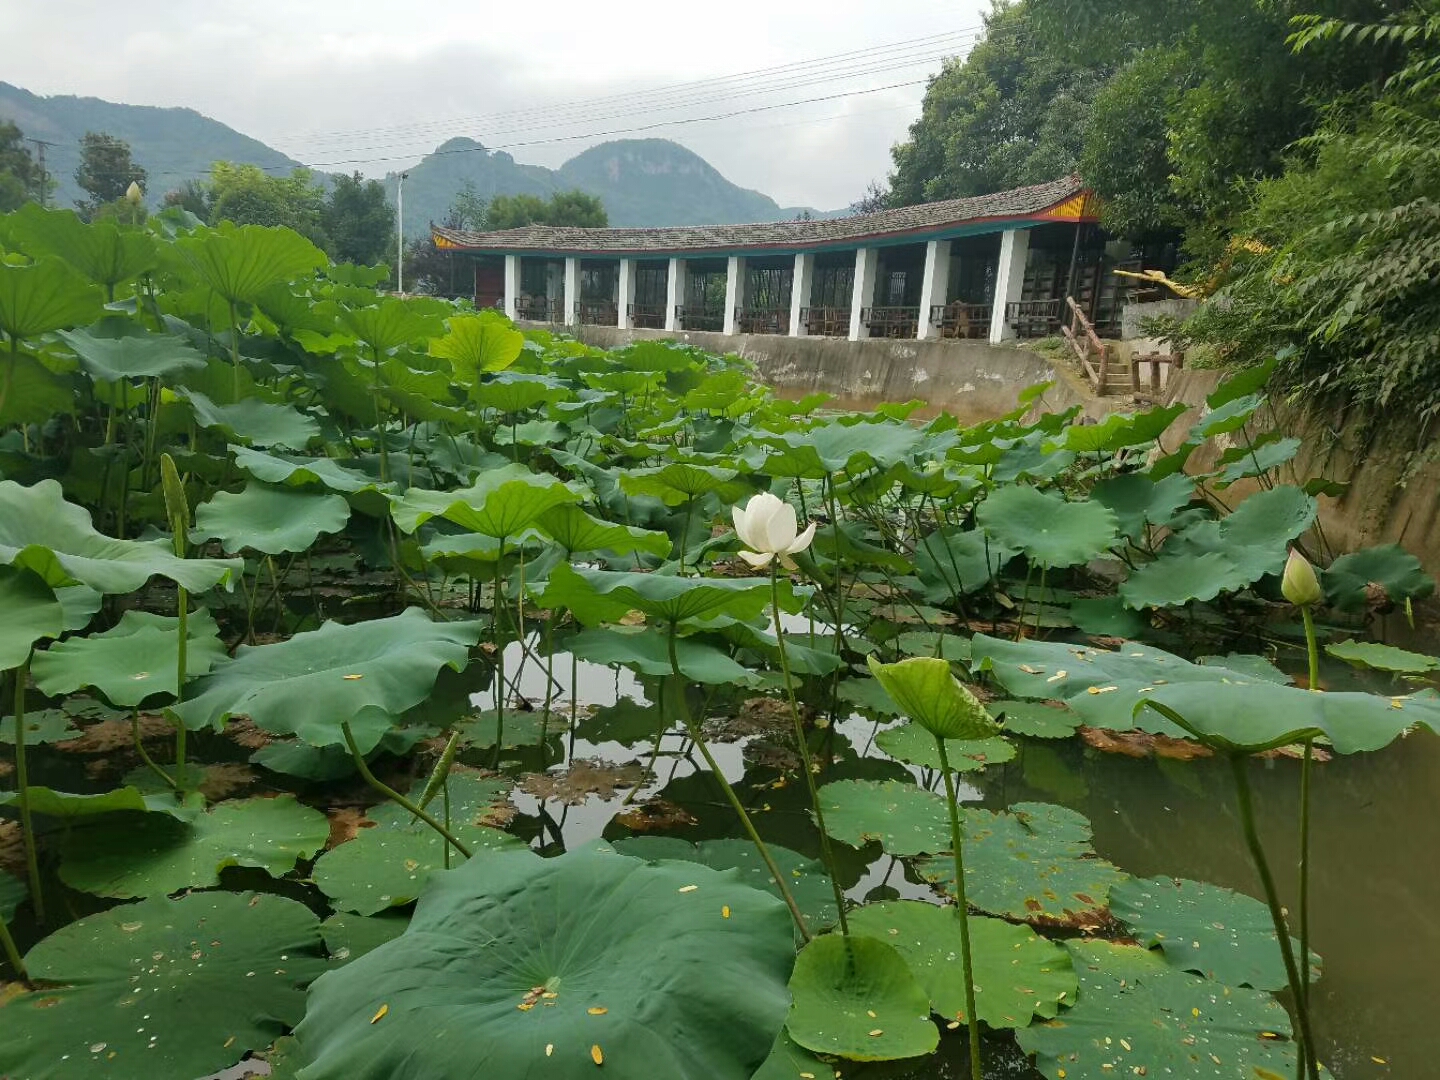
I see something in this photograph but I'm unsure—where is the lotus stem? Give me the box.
[175,584,188,776]
[1298,605,1321,1058]
[133,710,177,791]
[10,661,44,926]
[771,569,849,936]
[0,912,27,984]
[492,545,506,770]
[666,623,812,942]
[340,721,472,859]
[936,737,983,1080]
[1227,753,1321,1080]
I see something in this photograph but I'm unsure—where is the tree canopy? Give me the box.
[75,132,147,220]
[0,122,47,213]
[486,190,608,230]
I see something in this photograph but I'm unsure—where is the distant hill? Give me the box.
[0,82,304,210]
[0,83,837,233]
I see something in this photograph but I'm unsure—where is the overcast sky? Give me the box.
[1,0,992,208]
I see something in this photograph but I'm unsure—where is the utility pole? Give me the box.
[27,139,57,208]
[396,172,408,294]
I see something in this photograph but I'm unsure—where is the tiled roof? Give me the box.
[433,176,1093,257]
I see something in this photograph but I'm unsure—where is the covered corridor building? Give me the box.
[432,176,1133,347]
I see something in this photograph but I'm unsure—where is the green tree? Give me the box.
[75,132,147,219]
[206,162,328,248]
[0,121,48,212]
[447,179,488,231]
[486,189,608,229]
[323,172,395,266]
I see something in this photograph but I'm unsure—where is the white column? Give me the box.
[503,254,520,322]
[848,247,878,341]
[723,255,747,336]
[616,258,636,330]
[665,258,687,331]
[564,257,581,327]
[789,253,814,337]
[989,228,1031,345]
[916,239,951,341]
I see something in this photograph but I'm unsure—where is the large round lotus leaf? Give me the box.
[0,478,242,595]
[429,311,524,378]
[1323,542,1435,612]
[991,700,1082,739]
[0,255,104,340]
[752,420,924,476]
[293,842,794,1080]
[321,911,410,965]
[1143,680,1440,754]
[5,204,159,289]
[339,296,445,354]
[58,794,329,898]
[0,564,62,670]
[976,485,1118,569]
[1016,939,1302,1080]
[473,371,569,413]
[1215,435,1302,487]
[0,709,80,745]
[875,723,1015,772]
[229,444,395,497]
[612,836,839,934]
[539,561,802,625]
[1324,638,1439,674]
[57,322,207,383]
[192,482,351,554]
[918,803,1128,927]
[567,626,763,686]
[752,1031,832,1080]
[0,870,25,921]
[1110,876,1317,991]
[848,900,1076,1028]
[182,388,321,450]
[619,461,741,504]
[819,778,951,857]
[388,462,580,538]
[0,784,188,819]
[784,933,938,1062]
[1160,485,1317,590]
[866,656,1000,741]
[1119,550,1246,609]
[1050,404,1188,453]
[914,527,1018,600]
[170,608,484,754]
[0,890,327,1080]
[173,221,327,305]
[32,608,226,707]
[534,503,672,558]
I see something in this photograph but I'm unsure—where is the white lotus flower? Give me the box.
[733,492,816,570]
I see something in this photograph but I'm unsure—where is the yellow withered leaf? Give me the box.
[370,1004,388,1024]
[591,1044,604,1065]
[588,1006,608,1015]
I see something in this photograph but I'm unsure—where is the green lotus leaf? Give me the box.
[894,630,973,661]
[612,836,839,935]
[914,526,1018,599]
[321,911,410,965]
[848,900,1076,1028]
[249,725,436,781]
[1196,653,1291,684]
[534,503,672,557]
[339,296,445,354]
[192,482,351,554]
[837,675,904,716]
[1324,639,1439,673]
[619,461,741,505]
[0,255,104,340]
[173,222,327,306]
[474,371,569,414]
[58,794,328,898]
[0,870,24,922]
[1070,595,1148,637]
[866,655,1000,741]
[977,484,1119,569]
[0,891,327,1080]
[1016,939,1302,1080]
[917,802,1129,926]
[753,419,925,477]
[1323,543,1435,613]
[992,430,1076,483]
[170,608,484,753]
[3,203,159,290]
[31,608,226,707]
[0,785,189,819]
[1110,876,1317,991]
[619,339,706,372]
[752,1032,832,1080]
[57,321,207,383]
[540,562,800,626]
[784,933,938,1062]
[1089,472,1196,541]
[429,310,524,379]
[1140,680,1440,754]
[0,478,242,595]
[990,700,1082,739]
[1215,436,1302,487]
[819,778,951,857]
[566,625,763,686]
[181,388,321,450]
[874,723,1015,771]
[1189,393,1262,440]
[0,709,80,745]
[1206,355,1280,409]
[1048,403,1187,453]
[0,564,62,670]
[1118,550,1242,609]
[0,352,74,426]
[295,842,794,1080]
[389,462,581,539]
[228,444,395,502]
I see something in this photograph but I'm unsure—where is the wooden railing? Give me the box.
[862,306,922,339]
[735,308,790,335]
[929,302,992,339]
[1062,295,1111,394]
[1004,299,1064,338]
[675,305,724,333]
[798,306,849,337]
[627,303,667,329]
[575,300,619,327]
[515,297,563,322]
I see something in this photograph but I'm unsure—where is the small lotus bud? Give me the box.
[1282,549,1322,608]
[160,453,189,558]
[125,181,142,205]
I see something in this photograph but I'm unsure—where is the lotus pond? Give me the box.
[0,208,1437,1080]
